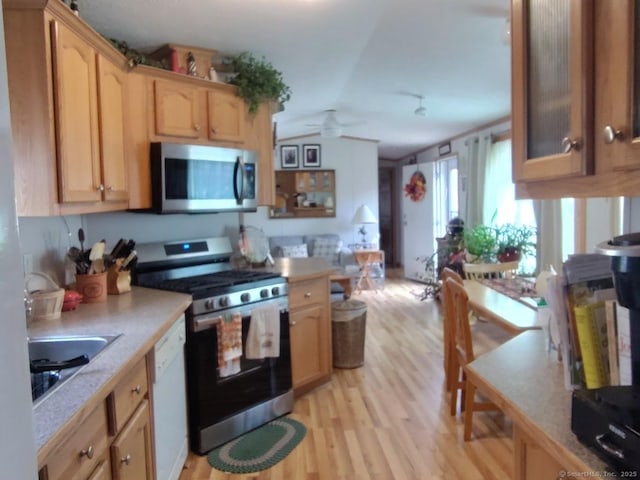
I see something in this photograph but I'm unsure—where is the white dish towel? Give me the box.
[246,303,281,359]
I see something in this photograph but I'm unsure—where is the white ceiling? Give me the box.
[80,0,511,159]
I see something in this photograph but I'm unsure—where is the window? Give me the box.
[433,155,458,253]
[483,139,537,273]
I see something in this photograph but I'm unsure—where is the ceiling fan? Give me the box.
[305,110,362,138]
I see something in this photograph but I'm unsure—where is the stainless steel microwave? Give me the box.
[150,142,258,214]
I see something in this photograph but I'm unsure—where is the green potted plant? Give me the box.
[462,224,497,263]
[226,52,292,114]
[495,224,537,262]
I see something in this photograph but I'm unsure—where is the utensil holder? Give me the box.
[75,272,107,303]
[107,265,131,295]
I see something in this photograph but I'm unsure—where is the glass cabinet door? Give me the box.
[512,0,593,182]
[596,0,640,170]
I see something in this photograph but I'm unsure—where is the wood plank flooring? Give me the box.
[179,270,515,480]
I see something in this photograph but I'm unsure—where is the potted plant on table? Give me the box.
[495,224,537,263]
[462,224,497,263]
[226,52,292,114]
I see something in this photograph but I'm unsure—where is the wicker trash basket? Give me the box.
[331,299,367,368]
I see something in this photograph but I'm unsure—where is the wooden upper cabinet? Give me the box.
[207,89,245,143]
[244,101,275,206]
[153,79,202,138]
[51,20,102,203]
[594,0,640,171]
[511,0,594,182]
[97,55,128,202]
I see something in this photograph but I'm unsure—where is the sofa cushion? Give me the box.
[269,235,304,258]
[308,236,342,265]
[281,244,308,258]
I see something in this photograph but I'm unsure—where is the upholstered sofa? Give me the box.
[268,234,357,299]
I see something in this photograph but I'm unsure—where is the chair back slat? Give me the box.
[462,260,519,280]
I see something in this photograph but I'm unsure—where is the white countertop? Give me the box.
[27,286,192,461]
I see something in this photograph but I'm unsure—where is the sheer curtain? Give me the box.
[464,135,490,228]
[482,139,537,273]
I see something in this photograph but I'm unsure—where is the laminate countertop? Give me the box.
[27,286,192,464]
[262,257,336,281]
[465,330,611,474]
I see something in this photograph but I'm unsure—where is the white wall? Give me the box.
[244,135,380,245]
[0,5,38,476]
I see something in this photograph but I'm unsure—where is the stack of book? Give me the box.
[550,253,632,390]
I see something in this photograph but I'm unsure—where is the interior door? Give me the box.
[402,163,434,281]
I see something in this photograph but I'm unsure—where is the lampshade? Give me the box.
[352,204,377,225]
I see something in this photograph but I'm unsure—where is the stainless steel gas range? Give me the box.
[134,237,292,455]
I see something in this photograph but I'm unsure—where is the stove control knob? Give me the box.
[271,286,280,296]
[260,289,269,299]
[204,298,215,310]
[219,297,229,308]
[241,293,250,303]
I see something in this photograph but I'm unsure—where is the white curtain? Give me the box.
[533,199,563,273]
[482,138,537,273]
[463,136,490,228]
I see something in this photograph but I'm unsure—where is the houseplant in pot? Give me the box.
[495,224,536,263]
[462,224,497,263]
[226,52,292,114]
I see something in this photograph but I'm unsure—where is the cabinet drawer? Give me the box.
[42,402,109,480]
[288,278,328,309]
[109,358,148,433]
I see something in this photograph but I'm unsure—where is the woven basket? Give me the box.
[27,272,64,321]
[331,299,367,368]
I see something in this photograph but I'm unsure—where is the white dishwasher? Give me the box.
[153,314,188,480]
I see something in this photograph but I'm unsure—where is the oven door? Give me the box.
[185,299,291,435]
[151,142,257,213]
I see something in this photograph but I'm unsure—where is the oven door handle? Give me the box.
[192,300,289,333]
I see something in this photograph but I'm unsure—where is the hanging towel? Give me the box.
[246,303,281,359]
[217,313,242,378]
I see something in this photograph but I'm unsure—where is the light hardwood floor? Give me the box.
[179,270,515,480]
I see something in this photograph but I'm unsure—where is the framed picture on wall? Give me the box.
[280,145,299,168]
[303,144,321,167]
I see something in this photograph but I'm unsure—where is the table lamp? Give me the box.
[352,204,377,244]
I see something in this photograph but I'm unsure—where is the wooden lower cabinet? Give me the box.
[38,357,154,480]
[110,400,154,480]
[288,276,332,395]
[514,425,565,480]
[87,459,112,480]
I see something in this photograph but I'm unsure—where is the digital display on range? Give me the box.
[165,241,208,256]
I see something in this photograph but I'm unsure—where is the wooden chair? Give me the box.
[462,260,519,280]
[445,278,501,440]
[440,267,463,393]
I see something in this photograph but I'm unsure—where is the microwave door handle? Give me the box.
[233,156,245,205]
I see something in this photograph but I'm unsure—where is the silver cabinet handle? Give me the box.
[289,320,296,326]
[120,454,132,465]
[304,292,311,298]
[105,185,113,192]
[211,127,217,134]
[96,184,105,192]
[603,125,624,144]
[194,124,201,131]
[561,136,581,153]
[131,385,141,394]
[79,445,94,459]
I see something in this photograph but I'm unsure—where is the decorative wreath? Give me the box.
[404,170,426,202]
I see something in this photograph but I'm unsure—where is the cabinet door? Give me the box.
[514,425,565,480]
[512,0,594,182]
[207,88,245,143]
[111,400,153,480]
[87,459,112,480]
[97,55,128,202]
[595,0,640,170]
[244,102,275,205]
[51,20,102,203]
[153,80,202,138]
[290,303,329,389]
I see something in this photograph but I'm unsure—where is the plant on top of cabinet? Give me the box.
[226,52,291,114]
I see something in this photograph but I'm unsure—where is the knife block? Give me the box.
[107,265,131,295]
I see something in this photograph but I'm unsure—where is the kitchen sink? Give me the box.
[29,334,121,406]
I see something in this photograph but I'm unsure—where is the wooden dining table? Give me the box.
[463,279,542,335]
